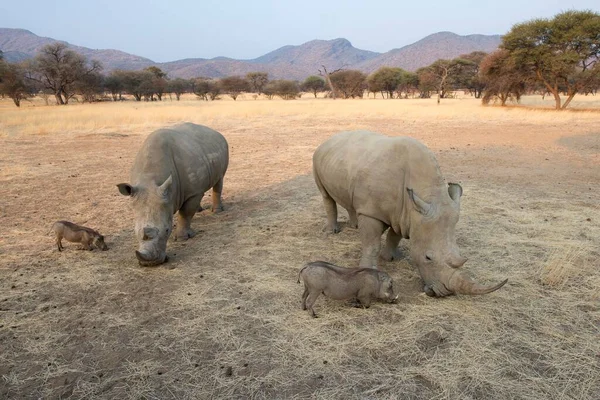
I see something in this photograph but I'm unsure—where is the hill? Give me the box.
[0,28,501,79]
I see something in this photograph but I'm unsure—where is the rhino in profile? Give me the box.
[117,123,229,266]
[313,130,507,297]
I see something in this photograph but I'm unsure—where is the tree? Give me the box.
[367,67,405,99]
[419,58,473,103]
[416,67,437,98]
[75,70,104,103]
[0,61,30,107]
[167,78,189,100]
[329,69,366,98]
[117,70,153,101]
[220,76,249,100]
[396,71,419,99]
[301,76,326,98]
[318,65,343,99]
[269,80,300,100]
[480,49,528,106]
[144,66,167,101]
[246,72,269,95]
[502,10,600,110]
[104,72,125,101]
[26,43,102,105]
[455,51,487,98]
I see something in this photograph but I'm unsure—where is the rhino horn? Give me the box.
[446,253,468,268]
[407,188,431,215]
[448,270,507,295]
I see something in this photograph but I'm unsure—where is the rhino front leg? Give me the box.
[211,178,224,213]
[358,215,386,268]
[381,229,403,261]
[175,195,202,241]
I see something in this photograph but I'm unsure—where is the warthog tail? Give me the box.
[297,264,310,284]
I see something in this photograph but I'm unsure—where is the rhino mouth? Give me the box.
[136,250,168,266]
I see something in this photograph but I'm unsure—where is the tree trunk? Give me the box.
[552,91,561,110]
[12,97,21,107]
[55,92,64,105]
[561,89,577,110]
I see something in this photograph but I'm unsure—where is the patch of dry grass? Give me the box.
[0,95,599,399]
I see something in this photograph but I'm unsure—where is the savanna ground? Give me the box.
[0,92,599,399]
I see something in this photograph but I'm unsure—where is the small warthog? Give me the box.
[298,261,398,317]
[49,221,108,252]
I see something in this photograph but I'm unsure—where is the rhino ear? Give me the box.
[448,183,463,204]
[407,188,431,215]
[117,183,135,197]
[157,175,173,199]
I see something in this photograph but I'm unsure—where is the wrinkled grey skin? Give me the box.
[313,131,507,297]
[50,220,108,251]
[117,123,229,266]
[298,261,398,317]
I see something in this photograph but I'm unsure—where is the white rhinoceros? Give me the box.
[313,130,507,297]
[118,123,229,266]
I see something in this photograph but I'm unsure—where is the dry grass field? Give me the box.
[0,94,599,399]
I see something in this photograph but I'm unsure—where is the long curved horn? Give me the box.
[448,270,507,295]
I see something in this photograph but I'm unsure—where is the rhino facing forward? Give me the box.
[313,131,507,297]
[118,123,229,266]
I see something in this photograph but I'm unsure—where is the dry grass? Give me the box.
[0,94,599,399]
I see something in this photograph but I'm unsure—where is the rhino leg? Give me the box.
[347,207,358,229]
[381,229,403,261]
[322,196,340,233]
[175,195,201,241]
[358,215,386,268]
[211,178,224,213]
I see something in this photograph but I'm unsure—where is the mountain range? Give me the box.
[0,28,501,80]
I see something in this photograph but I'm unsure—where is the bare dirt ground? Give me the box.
[0,95,599,399]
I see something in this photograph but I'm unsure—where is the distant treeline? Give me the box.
[1,10,598,110]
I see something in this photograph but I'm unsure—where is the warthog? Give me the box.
[298,261,397,317]
[50,221,108,251]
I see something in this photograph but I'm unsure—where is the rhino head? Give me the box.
[406,183,507,297]
[117,175,173,266]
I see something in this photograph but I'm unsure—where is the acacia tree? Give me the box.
[367,67,405,98]
[0,61,31,107]
[302,76,326,98]
[220,76,249,100]
[246,72,269,95]
[502,10,600,110]
[269,80,300,100]
[453,51,487,98]
[395,71,419,99]
[26,43,102,105]
[144,66,167,101]
[330,69,366,98]
[168,78,189,100]
[480,49,528,106]
[104,73,124,101]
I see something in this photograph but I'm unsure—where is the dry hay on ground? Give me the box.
[0,95,599,399]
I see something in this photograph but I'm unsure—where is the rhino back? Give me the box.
[131,123,229,209]
[314,131,443,226]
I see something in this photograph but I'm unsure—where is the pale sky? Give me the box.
[1,0,598,62]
